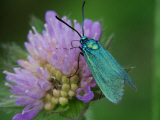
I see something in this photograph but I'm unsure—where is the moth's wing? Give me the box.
[97,42,137,91]
[84,47,125,104]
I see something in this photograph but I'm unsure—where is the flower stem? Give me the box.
[152,1,160,120]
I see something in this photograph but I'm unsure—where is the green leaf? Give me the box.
[0,85,24,114]
[1,43,28,60]
[1,43,28,72]
[29,15,44,34]
[52,104,70,113]
[80,115,87,120]
[34,109,64,120]
[35,98,89,120]
[59,98,89,120]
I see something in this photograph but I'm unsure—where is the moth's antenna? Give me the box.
[82,1,85,36]
[55,16,82,38]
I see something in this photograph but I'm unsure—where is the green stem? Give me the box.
[152,1,160,120]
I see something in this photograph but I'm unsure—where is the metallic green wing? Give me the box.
[83,40,136,103]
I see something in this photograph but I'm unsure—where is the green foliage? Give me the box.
[34,109,63,120]
[59,98,89,120]
[53,104,70,113]
[0,85,24,114]
[0,43,28,72]
[29,15,44,34]
[152,0,160,120]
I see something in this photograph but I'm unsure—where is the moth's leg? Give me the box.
[68,52,84,78]
[56,46,80,50]
[124,67,135,73]
[105,34,114,50]
[99,91,103,99]
[71,40,80,47]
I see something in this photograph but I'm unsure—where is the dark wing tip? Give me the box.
[133,86,137,92]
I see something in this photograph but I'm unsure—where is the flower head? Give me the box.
[76,86,94,103]
[4,10,101,119]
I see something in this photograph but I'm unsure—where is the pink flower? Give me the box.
[4,10,101,120]
[76,86,94,103]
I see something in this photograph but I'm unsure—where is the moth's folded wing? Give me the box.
[97,42,137,91]
[84,48,125,104]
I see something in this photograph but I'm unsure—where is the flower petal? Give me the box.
[76,86,94,103]
[12,103,43,120]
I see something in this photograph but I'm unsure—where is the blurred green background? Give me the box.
[0,0,154,120]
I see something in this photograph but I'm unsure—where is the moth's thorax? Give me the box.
[80,36,99,51]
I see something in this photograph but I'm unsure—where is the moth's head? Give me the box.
[81,36,87,40]
[80,36,87,43]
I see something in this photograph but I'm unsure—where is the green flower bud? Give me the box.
[70,75,79,84]
[62,76,69,84]
[68,90,75,97]
[62,84,70,92]
[51,97,59,105]
[56,71,62,81]
[59,97,68,106]
[46,64,52,72]
[61,90,68,97]
[71,84,78,91]
[53,89,61,97]
[45,93,52,102]
[44,102,53,111]
[50,67,57,77]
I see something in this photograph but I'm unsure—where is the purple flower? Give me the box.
[12,100,43,120]
[76,86,94,103]
[80,77,97,88]
[4,10,101,119]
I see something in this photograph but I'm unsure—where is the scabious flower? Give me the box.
[76,86,94,103]
[3,10,101,120]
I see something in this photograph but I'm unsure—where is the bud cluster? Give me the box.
[44,64,79,111]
